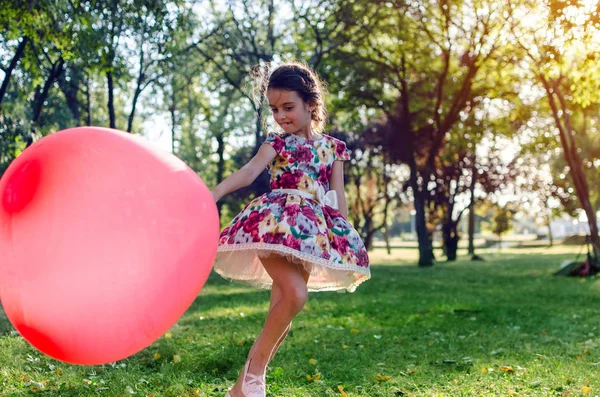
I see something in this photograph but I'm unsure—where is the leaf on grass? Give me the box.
[376,373,391,382]
[309,358,317,365]
[172,354,181,363]
[350,329,360,335]
[24,381,44,392]
[307,372,321,382]
[165,333,172,339]
[507,390,518,395]
[500,366,514,372]
[153,353,161,360]
[337,385,348,396]
[582,386,591,394]
[481,367,488,373]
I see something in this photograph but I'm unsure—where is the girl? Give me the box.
[211,62,370,397]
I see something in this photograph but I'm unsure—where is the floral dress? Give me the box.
[213,132,370,292]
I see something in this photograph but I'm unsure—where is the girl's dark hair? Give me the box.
[267,63,328,133]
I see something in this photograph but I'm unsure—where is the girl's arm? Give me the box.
[211,144,277,202]
[330,160,348,219]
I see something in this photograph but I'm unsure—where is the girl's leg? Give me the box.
[264,260,311,364]
[265,283,291,364]
[229,255,310,396]
[249,255,310,374]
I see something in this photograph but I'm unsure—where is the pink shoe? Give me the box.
[240,359,265,397]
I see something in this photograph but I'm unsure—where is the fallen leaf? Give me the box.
[309,358,317,365]
[350,329,360,335]
[481,367,488,373]
[500,366,514,372]
[153,353,161,360]
[376,373,391,382]
[165,333,172,339]
[337,385,348,396]
[172,354,181,363]
[582,386,591,394]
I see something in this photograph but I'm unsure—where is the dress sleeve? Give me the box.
[333,139,351,161]
[263,132,285,154]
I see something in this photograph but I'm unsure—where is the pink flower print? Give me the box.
[333,235,350,254]
[283,234,301,250]
[280,170,302,188]
[227,219,243,238]
[318,164,329,185]
[242,211,266,238]
[301,206,318,223]
[271,135,285,153]
[281,149,294,163]
[335,141,348,159]
[357,251,369,267]
[283,204,300,226]
[263,232,286,244]
[295,145,313,163]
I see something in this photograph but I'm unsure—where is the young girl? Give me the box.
[211,63,370,397]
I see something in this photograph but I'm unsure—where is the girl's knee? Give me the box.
[283,285,308,314]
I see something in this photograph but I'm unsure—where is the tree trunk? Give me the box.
[0,37,29,109]
[542,76,600,259]
[107,71,116,129]
[412,180,434,266]
[384,225,391,255]
[443,221,459,261]
[85,73,92,125]
[169,89,176,153]
[127,46,147,133]
[215,133,225,217]
[32,58,65,124]
[127,85,142,133]
[58,66,82,124]
[468,158,476,255]
[547,213,554,247]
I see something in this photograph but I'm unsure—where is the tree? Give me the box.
[327,0,514,266]
[507,0,600,258]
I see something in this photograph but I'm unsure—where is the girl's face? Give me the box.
[267,88,314,135]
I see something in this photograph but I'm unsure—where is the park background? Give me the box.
[1,0,600,395]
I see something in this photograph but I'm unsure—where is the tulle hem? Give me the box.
[213,243,370,293]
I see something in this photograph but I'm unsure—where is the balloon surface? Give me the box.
[0,127,219,365]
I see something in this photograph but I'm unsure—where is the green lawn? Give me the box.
[1,246,599,396]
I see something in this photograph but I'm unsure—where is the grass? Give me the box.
[1,245,599,396]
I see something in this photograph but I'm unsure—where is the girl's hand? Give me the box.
[210,189,219,203]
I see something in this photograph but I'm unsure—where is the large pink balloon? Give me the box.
[0,127,219,365]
